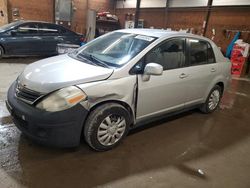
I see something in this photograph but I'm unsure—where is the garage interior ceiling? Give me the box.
[116,0,250,8]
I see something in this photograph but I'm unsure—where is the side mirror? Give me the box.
[144,63,163,76]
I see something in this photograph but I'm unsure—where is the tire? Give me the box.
[0,46,4,58]
[200,85,222,114]
[84,103,130,151]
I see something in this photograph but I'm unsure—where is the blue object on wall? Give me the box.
[226,31,241,58]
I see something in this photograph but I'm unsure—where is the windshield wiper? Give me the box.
[74,53,96,66]
[73,52,110,68]
[89,54,110,68]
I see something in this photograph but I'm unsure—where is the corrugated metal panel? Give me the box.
[55,0,72,21]
[213,0,250,6]
[116,0,167,8]
[168,0,208,7]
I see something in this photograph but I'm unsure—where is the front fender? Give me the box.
[77,76,137,123]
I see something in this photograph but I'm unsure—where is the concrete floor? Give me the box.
[0,58,250,188]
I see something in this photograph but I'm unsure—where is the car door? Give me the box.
[5,23,41,55]
[136,38,190,121]
[183,38,219,107]
[38,23,64,54]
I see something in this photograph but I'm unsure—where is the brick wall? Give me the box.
[207,7,250,53]
[7,0,54,22]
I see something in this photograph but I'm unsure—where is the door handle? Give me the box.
[54,36,64,40]
[58,36,64,40]
[32,36,42,40]
[211,68,216,72]
[179,73,188,79]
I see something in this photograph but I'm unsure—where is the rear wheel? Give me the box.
[84,103,130,151]
[200,85,222,113]
[0,46,4,58]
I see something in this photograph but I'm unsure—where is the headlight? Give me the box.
[36,86,87,112]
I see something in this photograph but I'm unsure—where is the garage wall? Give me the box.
[116,6,250,53]
[206,7,250,52]
[72,0,114,34]
[88,0,114,11]
[0,0,8,26]
[6,0,114,34]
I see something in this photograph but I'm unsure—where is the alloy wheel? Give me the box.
[97,114,126,146]
[208,89,220,110]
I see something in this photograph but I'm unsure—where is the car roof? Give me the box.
[116,28,209,41]
[17,20,55,24]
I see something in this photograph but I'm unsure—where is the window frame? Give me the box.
[38,23,60,36]
[15,22,39,36]
[186,37,217,67]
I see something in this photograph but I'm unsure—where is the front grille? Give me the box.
[15,83,43,104]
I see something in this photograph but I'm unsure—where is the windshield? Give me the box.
[0,22,19,32]
[69,32,156,68]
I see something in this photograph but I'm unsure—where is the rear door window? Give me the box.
[188,39,216,66]
[145,38,185,70]
[38,23,59,35]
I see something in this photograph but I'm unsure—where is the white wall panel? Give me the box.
[140,0,167,8]
[116,0,250,9]
[168,0,208,7]
[116,0,167,8]
[213,0,250,6]
[116,0,136,8]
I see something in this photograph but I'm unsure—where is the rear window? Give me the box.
[189,39,216,66]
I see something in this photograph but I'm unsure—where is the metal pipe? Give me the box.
[203,0,213,36]
[164,0,170,28]
[134,0,141,28]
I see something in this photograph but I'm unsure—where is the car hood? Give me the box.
[18,54,114,93]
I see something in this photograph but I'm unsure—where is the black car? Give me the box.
[0,20,84,57]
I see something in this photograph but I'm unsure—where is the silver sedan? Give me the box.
[7,29,231,151]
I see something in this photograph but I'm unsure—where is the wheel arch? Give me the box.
[87,100,135,126]
[203,74,226,102]
[0,43,5,55]
[216,81,224,94]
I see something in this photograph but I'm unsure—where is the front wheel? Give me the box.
[84,103,130,151]
[200,85,222,113]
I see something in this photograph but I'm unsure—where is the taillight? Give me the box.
[80,37,85,42]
